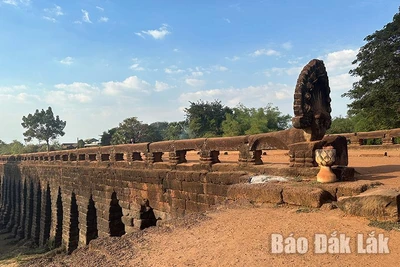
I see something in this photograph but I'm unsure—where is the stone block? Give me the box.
[170,198,186,210]
[185,201,209,213]
[121,216,134,227]
[173,138,205,151]
[227,183,283,204]
[336,181,382,198]
[204,184,229,197]
[205,172,245,185]
[204,136,248,151]
[181,181,204,194]
[282,186,331,208]
[338,188,400,222]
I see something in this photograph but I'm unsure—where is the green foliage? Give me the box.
[111,117,151,145]
[327,113,386,134]
[100,128,117,146]
[368,220,400,231]
[77,139,85,148]
[100,101,290,144]
[164,121,189,140]
[185,100,232,138]
[8,140,24,154]
[0,140,60,155]
[147,122,169,142]
[21,107,66,151]
[343,7,400,130]
[327,116,355,134]
[222,104,291,136]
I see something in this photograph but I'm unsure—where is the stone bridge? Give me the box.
[3,58,394,254]
[0,128,322,254]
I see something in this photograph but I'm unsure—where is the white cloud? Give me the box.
[129,58,145,71]
[225,56,240,61]
[43,5,64,23]
[165,66,185,74]
[129,63,144,71]
[45,90,92,104]
[44,4,63,16]
[329,73,358,91]
[282,42,292,50]
[323,49,358,74]
[48,82,99,104]
[173,48,179,52]
[0,84,27,93]
[223,18,231,23]
[185,78,205,87]
[251,49,280,57]
[0,91,39,104]
[2,0,30,6]
[212,65,228,72]
[179,83,292,107]
[155,81,175,92]
[96,6,104,12]
[264,66,302,77]
[2,0,17,5]
[102,76,151,95]
[139,24,171,40]
[135,32,145,39]
[59,56,74,65]
[99,17,109,23]
[191,71,203,77]
[81,9,92,23]
[54,82,97,93]
[43,16,56,23]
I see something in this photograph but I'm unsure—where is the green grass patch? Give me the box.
[368,220,400,231]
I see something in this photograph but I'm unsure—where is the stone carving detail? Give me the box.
[292,59,332,141]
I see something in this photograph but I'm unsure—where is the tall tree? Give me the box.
[147,122,169,142]
[21,107,66,151]
[343,7,400,130]
[164,121,189,140]
[111,117,150,145]
[185,100,232,138]
[100,127,117,146]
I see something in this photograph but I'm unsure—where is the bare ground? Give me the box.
[2,147,400,267]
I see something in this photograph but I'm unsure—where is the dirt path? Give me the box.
[128,204,400,267]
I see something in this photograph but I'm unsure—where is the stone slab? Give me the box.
[282,185,331,208]
[338,188,400,222]
[227,183,283,204]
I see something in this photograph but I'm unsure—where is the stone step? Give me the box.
[338,188,400,222]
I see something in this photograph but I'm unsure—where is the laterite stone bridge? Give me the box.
[1,59,399,254]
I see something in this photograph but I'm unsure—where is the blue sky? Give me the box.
[0,0,398,143]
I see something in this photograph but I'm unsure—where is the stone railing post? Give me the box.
[199,150,220,165]
[169,150,187,165]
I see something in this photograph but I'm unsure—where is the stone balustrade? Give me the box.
[327,128,400,146]
[0,133,289,166]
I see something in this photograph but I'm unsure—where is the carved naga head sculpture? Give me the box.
[292,59,332,141]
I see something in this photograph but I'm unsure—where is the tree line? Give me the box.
[99,101,291,146]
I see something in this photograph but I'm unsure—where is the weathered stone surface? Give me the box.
[338,188,400,222]
[227,183,283,204]
[282,185,331,208]
[292,59,332,141]
[317,180,382,200]
[336,181,382,198]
